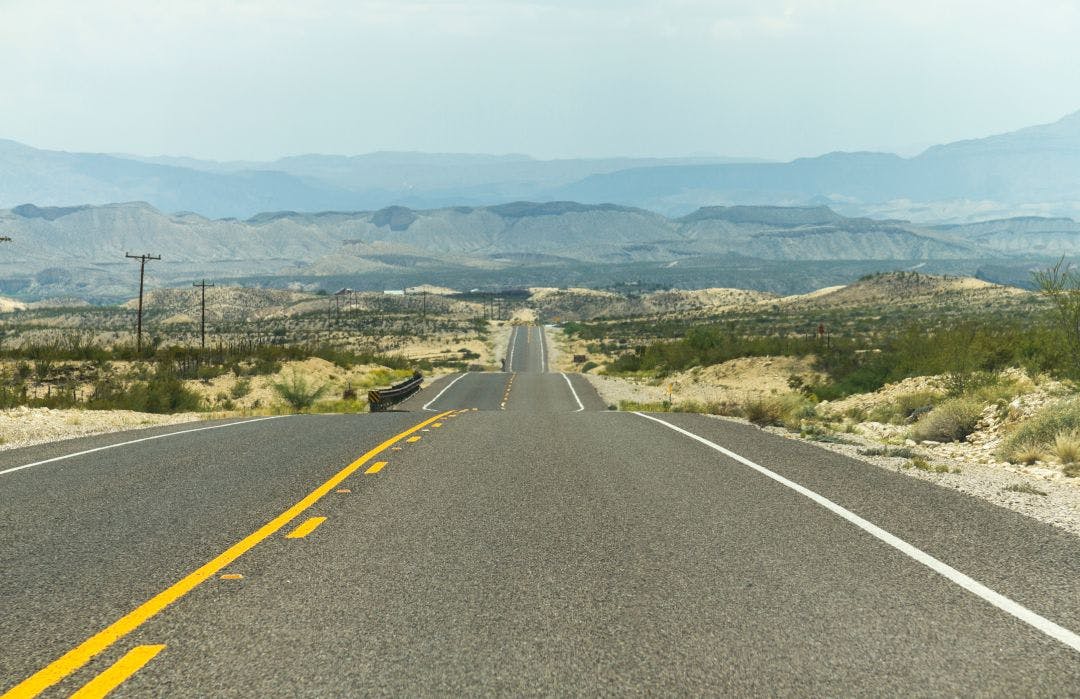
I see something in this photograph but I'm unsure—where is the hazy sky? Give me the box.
[2,0,1079,161]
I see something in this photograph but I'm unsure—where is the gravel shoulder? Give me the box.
[0,407,202,453]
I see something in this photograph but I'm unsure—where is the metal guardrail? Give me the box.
[368,371,424,412]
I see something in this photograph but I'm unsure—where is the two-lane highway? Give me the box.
[2,324,1079,696]
[412,324,601,413]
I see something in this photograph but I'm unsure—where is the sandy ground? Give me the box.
[581,355,821,408]
[0,408,201,453]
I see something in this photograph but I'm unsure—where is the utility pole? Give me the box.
[125,252,160,353]
[193,279,215,349]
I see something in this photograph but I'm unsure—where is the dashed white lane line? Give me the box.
[561,373,585,412]
[422,373,469,411]
[0,416,290,478]
[633,411,1080,656]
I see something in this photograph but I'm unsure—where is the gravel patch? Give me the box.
[746,419,1080,538]
[0,407,202,452]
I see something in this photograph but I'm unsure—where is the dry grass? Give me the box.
[743,394,816,429]
[910,397,983,443]
[1000,397,1080,463]
[1003,483,1049,496]
[1011,445,1049,465]
[1052,431,1080,465]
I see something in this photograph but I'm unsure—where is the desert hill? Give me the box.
[769,272,1029,312]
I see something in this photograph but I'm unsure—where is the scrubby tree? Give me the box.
[1033,257,1080,377]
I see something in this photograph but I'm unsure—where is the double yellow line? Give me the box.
[2,410,454,699]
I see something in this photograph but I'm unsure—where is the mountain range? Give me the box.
[1,201,1075,301]
[2,110,1080,221]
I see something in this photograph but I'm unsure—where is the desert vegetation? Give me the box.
[0,286,498,416]
[564,271,1080,480]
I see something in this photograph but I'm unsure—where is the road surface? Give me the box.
[2,324,1079,696]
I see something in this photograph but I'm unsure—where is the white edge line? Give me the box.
[632,411,1080,655]
[0,415,289,478]
[538,325,548,373]
[561,372,585,412]
[507,326,517,371]
[422,373,468,411]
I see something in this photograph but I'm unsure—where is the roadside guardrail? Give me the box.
[368,371,424,411]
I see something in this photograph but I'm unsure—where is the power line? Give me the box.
[193,279,215,349]
[125,252,160,353]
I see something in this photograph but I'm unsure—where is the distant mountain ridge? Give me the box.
[2,109,1079,220]
[1,200,1073,300]
[555,110,1080,220]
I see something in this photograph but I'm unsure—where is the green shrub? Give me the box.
[868,390,943,424]
[271,371,329,412]
[910,397,983,442]
[85,369,202,413]
[580,361,599,373]
[230,378,253,399]
[999,397,1080,462]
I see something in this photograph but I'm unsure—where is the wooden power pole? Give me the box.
[126,252,160,353]
[193,279,215,349]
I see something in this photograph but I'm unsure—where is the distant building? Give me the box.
[383,289,405,296]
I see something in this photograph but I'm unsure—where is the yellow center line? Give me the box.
[69,645,165,699]
[432,423,442,428]
[406,436,421,443]
[285,516,327,539]
[364,460,388,474]
[0,410,453,699]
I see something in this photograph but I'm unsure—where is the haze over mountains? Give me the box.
[3,110,1080,222]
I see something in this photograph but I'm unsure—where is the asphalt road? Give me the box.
[2,324,1079,696]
